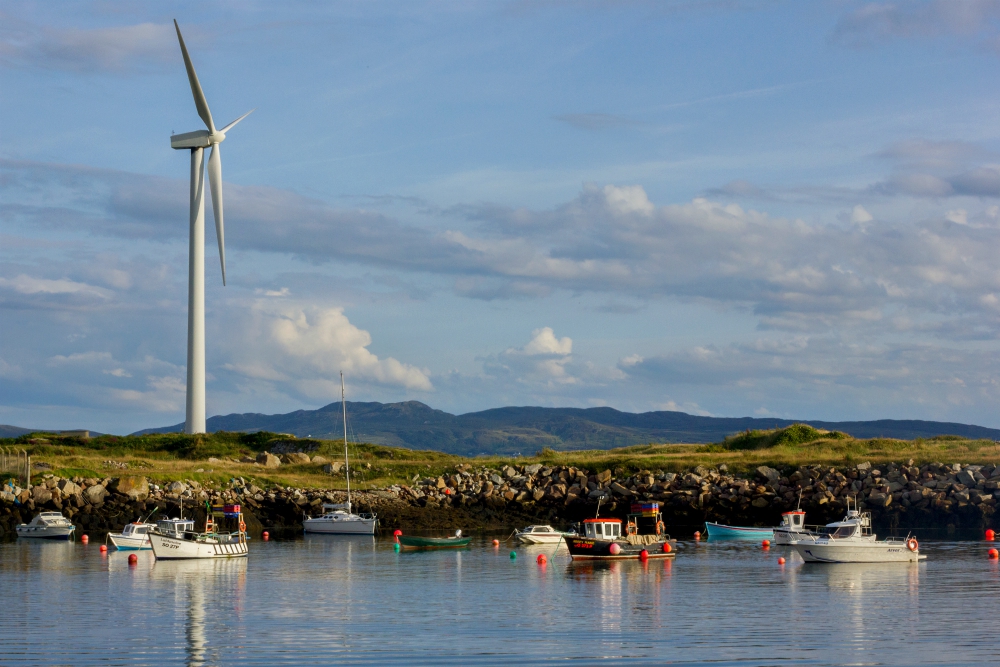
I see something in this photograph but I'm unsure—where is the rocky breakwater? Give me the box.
[1,459,997,539]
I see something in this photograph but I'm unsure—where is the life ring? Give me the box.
[626,522,637,536]
[906,538,918,552]
[239,521,246,533]
[656,521,665,536]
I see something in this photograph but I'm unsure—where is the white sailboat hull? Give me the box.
[108,534,152,550]
[791,540,924,563]
[149,533,248,560]
[516,532,570,545]
[303,516,376,535]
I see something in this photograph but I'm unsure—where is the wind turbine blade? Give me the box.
[220,109,256,134]
[208,143,226,286]
[173,20,216,133]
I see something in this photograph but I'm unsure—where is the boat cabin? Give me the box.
[583,518,621,540]
[524,525,558,534]
[122,523,152,538]
[820,508,872,538]
[779,511,806,532]
[35,512,70,525]
[156,518,195,538]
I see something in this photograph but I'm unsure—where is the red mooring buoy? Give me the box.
[987,529,996,542]
[694,531,701,540]
[128,553,138,565]
[639,549,649,561]
[989,548,999,560]
[762,539,771,548]
[537,554,547,564]
[99,545,107,553]
[80,535,89,544]
[262,531,269,541]
[778,557,786,565]
[493,539,500,546]
[662,542,672,554]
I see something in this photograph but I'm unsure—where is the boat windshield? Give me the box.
[830,525,856,538]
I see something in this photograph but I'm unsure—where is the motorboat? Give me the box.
[397,530,471,550]
[771,510,809,545]
[303,371,377,536]
[514,524,575,544]
[565,502,676,561]
[16,512,76,540]
[303,503,377,535]
[149,505,247,560]
[788,499,925,563]
[108,522,156,550]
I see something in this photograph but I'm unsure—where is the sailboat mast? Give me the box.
[342,371,350,508]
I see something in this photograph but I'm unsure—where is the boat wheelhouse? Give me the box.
[108,522,155,550]
[16,512,76,540]
[772,510,807,545]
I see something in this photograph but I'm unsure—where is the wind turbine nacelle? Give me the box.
[171,129,212,149]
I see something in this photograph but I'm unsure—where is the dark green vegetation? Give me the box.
[722,423,851,451]
[129,401,1000,456]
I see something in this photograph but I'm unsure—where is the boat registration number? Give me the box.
[161,540,180,549]
[572,540,594,549]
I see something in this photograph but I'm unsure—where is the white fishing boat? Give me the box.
[303,371,377,536]
[789,499,925,563]
[16,511,76,540]
[150,505,247,560]
[514,525,575,544]
[108,521,156,550]
[771,510,808,545]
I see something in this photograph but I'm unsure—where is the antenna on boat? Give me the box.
[796,488,802,512]
[342,371,351,512]
[595,496,602,519]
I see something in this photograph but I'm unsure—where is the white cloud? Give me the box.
[0,21,179,72]
[0,274,112,299]
[601,184,654,216]
[225,300,433,393]
[520,327,573,355]
[850,205,873,223]
[110,375,185,412]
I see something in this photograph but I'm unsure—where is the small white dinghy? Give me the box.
[16,512,76,540]
[514,525,575,545]
[789,499,925,563]
[108,522,156,550]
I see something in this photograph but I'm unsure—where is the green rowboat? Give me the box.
[397,535,472,550]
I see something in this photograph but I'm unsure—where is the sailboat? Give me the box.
[303,372,378,535]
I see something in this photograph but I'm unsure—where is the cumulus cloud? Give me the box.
[223,300,433,395]
[519,327,573,355]
[0,20,179,72]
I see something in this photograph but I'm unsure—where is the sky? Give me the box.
[2,0,1000,434]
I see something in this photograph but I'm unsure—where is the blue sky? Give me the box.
[3,1,1000,433]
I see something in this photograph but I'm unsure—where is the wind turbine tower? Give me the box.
[170,20,253,433]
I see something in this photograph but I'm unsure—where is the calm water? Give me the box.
[1,536,997,666]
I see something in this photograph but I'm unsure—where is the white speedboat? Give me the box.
[16,512,76,540]
[302,371,377,536]
[108,522,156,550]
[150,506,248,560]
[789,500,925,563]
[514,524,575,544]
[304,503,377,535]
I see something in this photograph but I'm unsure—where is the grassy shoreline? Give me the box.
[3,425,999,490]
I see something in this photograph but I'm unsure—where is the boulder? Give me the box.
[609,482,632,496]
[524,464,543,476]
[311,455,328,465]
[596,470,612,484]
[322,462,343,474]
[109,476,149,501]
[956,470,976,487]
[856,462,871,472]
[58,480,81,496]
[32,486,53,504]
[166,481,187,495]
[751,497,769,508]
[282,452,312,465]
[257,453,281,468]
[756,466,780,482]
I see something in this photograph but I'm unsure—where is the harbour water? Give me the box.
[1,536,996,666]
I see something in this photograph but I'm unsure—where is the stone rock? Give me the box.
[868,492,891,507]
[956,470,976,487]
[694,465,710,477]
[311,456,328,465]
[282,452,312,465]
[503,466,517,479]
[596,470,612,484]
[587,488,609,499]
[661,472,677,484]
[524,464,542,476]
[532,489,545,502]
[109,476,149,501]
[751,497,769,508]
[856,462,871,472]
[756,466,780,482]
[207,457,222,463]
[0,491,14,502]
[167,481,187,494]
[32,486,52,504]
[609,482,632,496]
[257,453,281,468]
[58,480,81,496]
[322,462,343,474]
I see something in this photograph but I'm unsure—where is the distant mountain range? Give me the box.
[130,402,1000,456]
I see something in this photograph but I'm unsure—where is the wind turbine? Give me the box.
[170,20,253,434]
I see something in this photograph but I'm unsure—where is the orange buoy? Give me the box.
[262,531,269,541]
[639,549,649,561]
[393,529,402,537]
[987,529,996,541]
[80,535,89,544]
[128,553,138,565]
[694,531,701,540]
[989,548,999,560]
[444,488,451,495]
[492,539,500,546]
[609,543,622,556]
[778,557,786,565]
[762,539,771,548]
[536,554,547,564]
[99,545,107,553]
[662,542,672,554]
